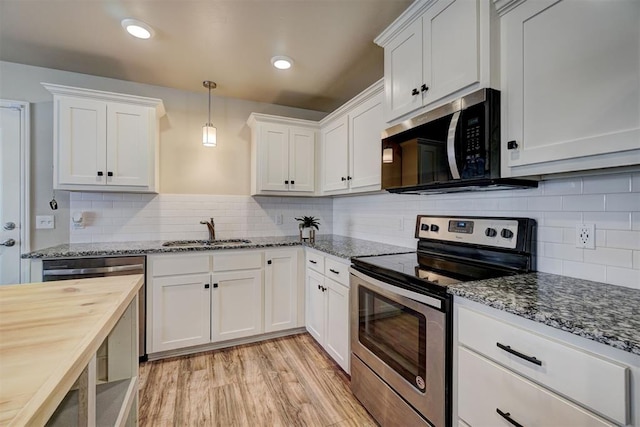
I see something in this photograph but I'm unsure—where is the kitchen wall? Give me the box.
[0,61,326,249]
[334,172,640,290]
[69,193,333,242]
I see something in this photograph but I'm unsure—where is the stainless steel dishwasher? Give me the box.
[42,256,147,361]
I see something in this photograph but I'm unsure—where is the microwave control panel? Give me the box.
[459,104,487,178]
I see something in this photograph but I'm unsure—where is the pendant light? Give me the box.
[202,80,217,147]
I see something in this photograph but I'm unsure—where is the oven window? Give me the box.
[358,287,426,391]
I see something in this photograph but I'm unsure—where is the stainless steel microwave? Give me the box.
[381,89,535,194]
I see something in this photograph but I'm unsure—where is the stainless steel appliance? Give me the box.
[381,89,537,194]
[42,256,147,361]
[350,215,536,427]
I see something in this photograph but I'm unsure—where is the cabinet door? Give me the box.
[288,127,315,193]
[150,273,211,352]
[305,269,325,345]
[503,0,640,174]
[349,93,383,191]
[383,19,423,122]
[106,102,150,187]
[259,124,290,191]
[324,278,350,373]
[211,270,263,341]
[56,97,107,186]
[321,116,349,192]
[423,0,480,104]
[264,250,299,333]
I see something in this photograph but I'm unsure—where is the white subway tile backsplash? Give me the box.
[631,173,640,192]
[562,261,606,283]
[543,211,582,228]
[544,243,583,262]
[537,227,564,244]
[583,212,631,230]
[606,267,640,290]
[562,195,605,212]
[528,196,563,212]
[583,247,633,268]
[605,193,640,211]
[606,230,640,250]
[542,178,582,195]
[536,257,563,274]
[633,251,640,269]
[583,174,631,194]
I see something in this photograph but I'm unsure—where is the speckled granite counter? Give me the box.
[448,272,640,355]
[21,235,413,260]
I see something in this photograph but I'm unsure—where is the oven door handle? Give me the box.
[349,267,442,310]
[446,110,462,180]
[43,264,144,276]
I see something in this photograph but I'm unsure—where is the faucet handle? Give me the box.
[210,217,215,224]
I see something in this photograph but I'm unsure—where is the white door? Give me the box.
[0,101,28,285]
[321,116,349,192]
[349,93,383,191]
[264,250,299,333]
[324,278,350,373]
[106,102,150,187]
[259,124,290,191]
[384,18,423,122]
[423,0,480,104]
[151,273,211,352]
[305,269,325,345]
[288,127,315,193]
[211,270,263,341]
[57,96,107,186]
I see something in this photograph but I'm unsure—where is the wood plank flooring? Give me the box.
[139,333,377,426]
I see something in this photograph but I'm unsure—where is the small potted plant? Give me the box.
[295,216,320,242]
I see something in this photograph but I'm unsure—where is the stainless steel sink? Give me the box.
[162,239,251,247]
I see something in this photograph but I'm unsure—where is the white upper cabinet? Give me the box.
[500,0,640,177]
[376,0,494,124]
[248,114,317,196]
[42,83,164,193]
[321,81,384,195]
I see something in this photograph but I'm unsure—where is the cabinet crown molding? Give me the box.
[246,113,319,129]
[374,0,438,47]
[320,79,383,126]
[492,0,527,16]
[41,82,166,117]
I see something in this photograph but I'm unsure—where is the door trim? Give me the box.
[0,100,30,282]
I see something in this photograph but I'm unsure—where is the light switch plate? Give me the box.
[36,215,55,229]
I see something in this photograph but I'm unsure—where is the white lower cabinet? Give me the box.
[211,269,263,342]
[304,250,350,373]
[148,248,304,357]
[455,301,631,426]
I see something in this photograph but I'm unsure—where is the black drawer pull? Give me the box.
[204,283,210,289]
[329,268,339,275]
[213,283,218,288]
[97,171,103,177]
[107,171,113,177]
[496,409,524,427]
[497,342,542,366]
[309,260,317,264]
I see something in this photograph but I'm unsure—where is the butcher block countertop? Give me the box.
[0,275,143,426]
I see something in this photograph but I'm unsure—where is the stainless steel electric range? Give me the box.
[349,215,536,427]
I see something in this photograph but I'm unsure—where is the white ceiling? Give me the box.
[0,0,413,112]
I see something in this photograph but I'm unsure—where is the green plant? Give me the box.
[295,216,320,230]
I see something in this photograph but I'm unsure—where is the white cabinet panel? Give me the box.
[289,127,315,192]
[106,102,150,187]
[211,270,263,342]
[349,94,383,191]
[305,268,325,345]
[321,116,349,192]
[151,273,211,353]
[264,250,299,333]
[502,0,640,175]
[259,124,289,191]
[458,347,613,427]
[324,278,350,373]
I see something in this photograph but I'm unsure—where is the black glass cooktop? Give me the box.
[351,251,518,297]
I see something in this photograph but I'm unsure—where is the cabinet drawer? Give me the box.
[213,251,262,272]
[458,307,628,424]
[458,347,613,427]
[149,254,210,277]
[306,251,324,273]
[324,258,349,286]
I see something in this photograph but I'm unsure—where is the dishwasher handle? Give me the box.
[43,264,144,276]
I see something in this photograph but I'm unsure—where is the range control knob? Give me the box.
[500,228,514,239]
[421,223,429,231]
[430,224,439,232]
[485,227,497,237]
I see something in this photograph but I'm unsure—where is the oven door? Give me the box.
[350,268,447,427]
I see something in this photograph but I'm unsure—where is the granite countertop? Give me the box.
[21,234,414,260]
[448,272,640,355]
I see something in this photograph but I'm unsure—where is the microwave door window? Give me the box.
[417,139,449,184]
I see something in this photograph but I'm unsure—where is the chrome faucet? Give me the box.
[200,218,216,241]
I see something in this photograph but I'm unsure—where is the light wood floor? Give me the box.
[139,333,377,426]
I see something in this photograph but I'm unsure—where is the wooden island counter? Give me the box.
[0,275,143,426]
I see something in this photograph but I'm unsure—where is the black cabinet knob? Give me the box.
[347,176,352,180]
[204,283,210,289]
[341,177,346,181]
[501,229,514,239]
[107,171,113,177]
[267,260,272,265]
[291,180,295,185]
[213,283,219,288]
[411,88,419,96]
[97,171,103,177]
[421,84,429,92]
[507,140,518,150]
[285,180,289,184]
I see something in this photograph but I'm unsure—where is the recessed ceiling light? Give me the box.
[271,56,293,70]
[121,18,154,39]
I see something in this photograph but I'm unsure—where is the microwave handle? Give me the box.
[447,111,462,179]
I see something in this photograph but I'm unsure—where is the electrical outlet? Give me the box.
[576,223,595,249]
